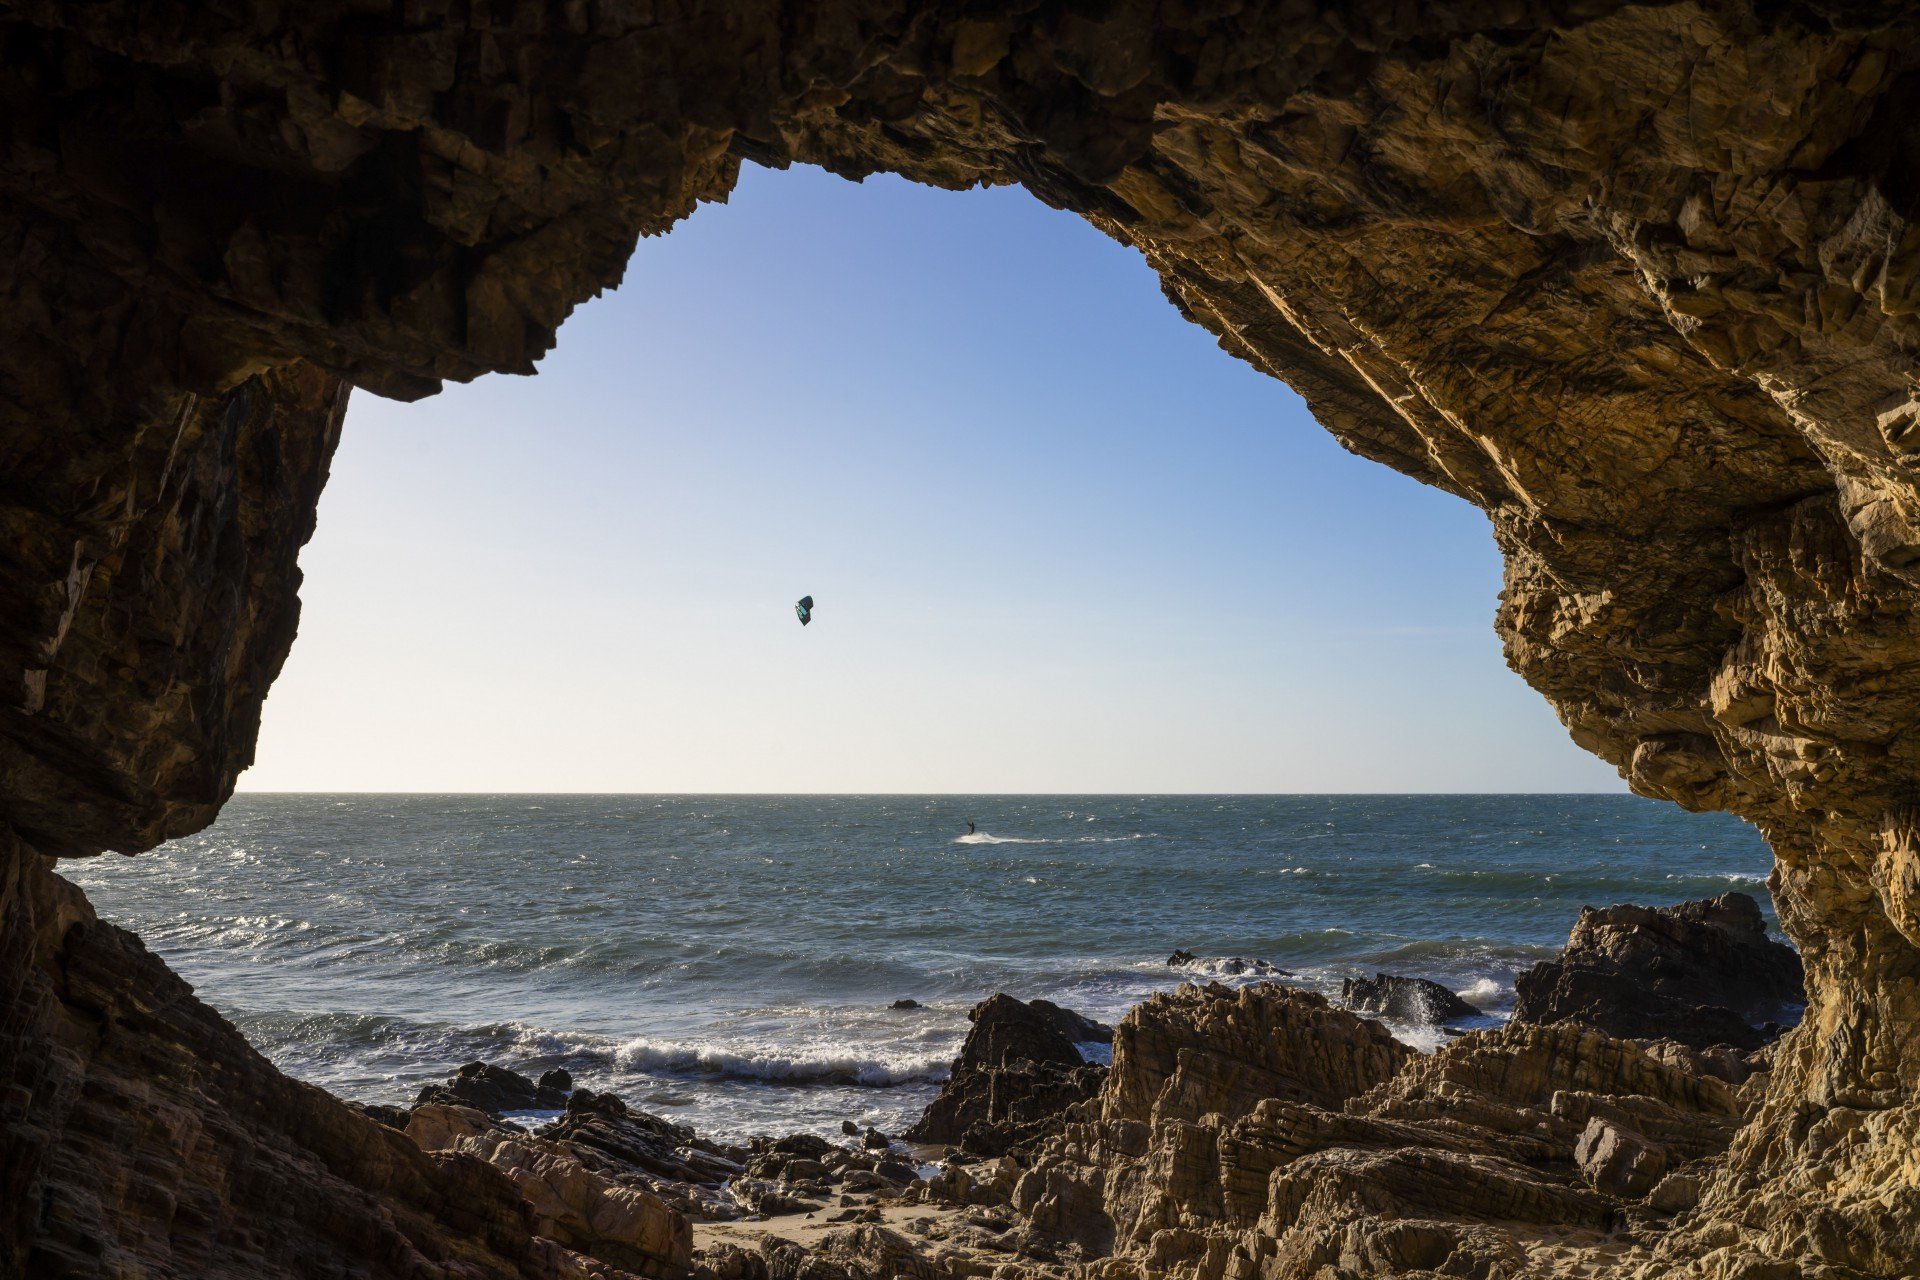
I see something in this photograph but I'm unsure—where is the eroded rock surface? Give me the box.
[997,996,1753,1280]
[408,1104,693,1277]
[1514,892,1804,1050]
[2,2,1920,1276]
[1105,982,1408,1128]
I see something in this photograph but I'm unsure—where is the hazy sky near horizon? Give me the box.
[239,163,1624,794]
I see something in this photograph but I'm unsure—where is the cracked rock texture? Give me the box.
[996,984,1755,1279]
[3,1,1920,1276]
[407,1105,693,1277]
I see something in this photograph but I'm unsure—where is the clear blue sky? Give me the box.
[240,163,1623,793]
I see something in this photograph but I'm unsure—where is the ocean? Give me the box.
[63,794,1776,1142]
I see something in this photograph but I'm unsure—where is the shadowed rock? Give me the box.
[414,1060,572,1114]
[1,855,579,1280]
[1341,973,1481,1025]
[1513,893,1803,1050]
[955,993,1112,1068]
[905,994,1112,1154]
[545,1090,746,1192]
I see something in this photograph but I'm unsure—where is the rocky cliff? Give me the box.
[2,2,1919,1276]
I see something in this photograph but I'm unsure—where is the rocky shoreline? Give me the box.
[332,892,1799,1280]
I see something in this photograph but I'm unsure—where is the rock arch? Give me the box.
[2,2,1919,1275]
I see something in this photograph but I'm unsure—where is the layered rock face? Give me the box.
[3,2,1920,1277]
[997,983,1761,1280]
[407,1104,693,1276]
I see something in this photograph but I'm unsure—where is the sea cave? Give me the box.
[3,2,1920,1277]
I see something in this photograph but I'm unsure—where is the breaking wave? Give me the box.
[1169,955,1292,979]
[1456,977,1509,1008]
[1670,870,1769,886]
[614,1038,952,1087]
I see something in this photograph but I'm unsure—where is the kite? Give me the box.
[795,595,814,626]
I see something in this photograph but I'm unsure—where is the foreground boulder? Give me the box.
[1574,1117,1667,1198]
[543,1090,746,1218]
[1340,972,1480,1025]
[407,1104,692,1276]
[1513,892,1802,1050]
[905,995,1111,1154]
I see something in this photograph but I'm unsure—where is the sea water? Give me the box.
[64,794,1775,1141]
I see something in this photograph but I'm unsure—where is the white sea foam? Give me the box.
[1361,1004,1510,1056]
[507,1021,615,1059]
[1376,1020,1452,1054]
[1171,955,1291,979]
[1456,978,1508,1008]
[614,1037,952,1087]
[954,833,1050,845]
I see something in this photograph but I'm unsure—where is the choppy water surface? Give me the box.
[65,794,1774,1140]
